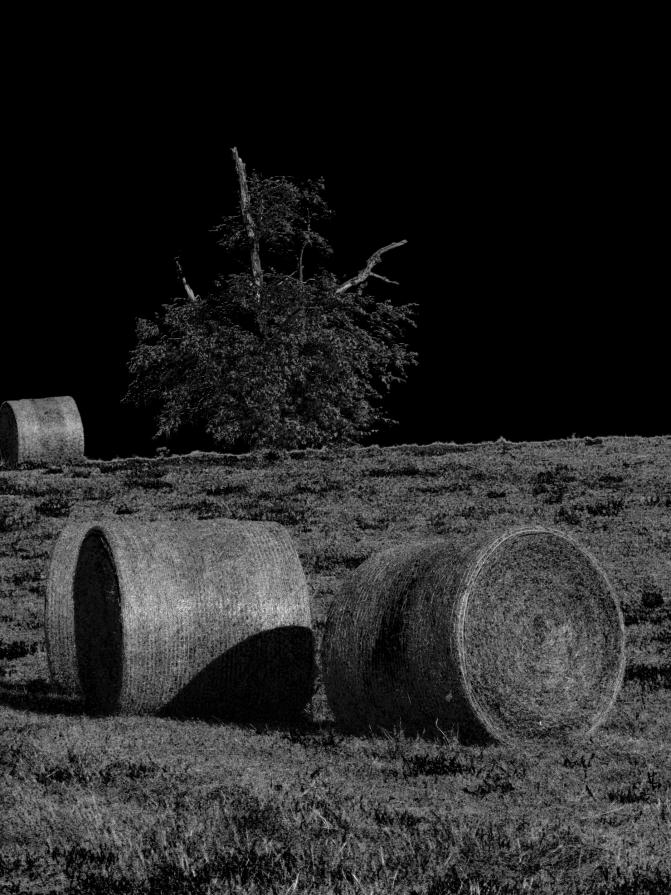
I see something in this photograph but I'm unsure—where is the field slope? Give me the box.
[1,436,669,894]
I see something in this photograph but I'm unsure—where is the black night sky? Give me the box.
[1,41,666,459]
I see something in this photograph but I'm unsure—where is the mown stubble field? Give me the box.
[1,436,669,894]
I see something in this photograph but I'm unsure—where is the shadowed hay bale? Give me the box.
[0,396,84,467]
[323,526,625,744]
[45,518,314,719]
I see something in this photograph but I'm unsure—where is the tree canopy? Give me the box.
[125,149,416,451]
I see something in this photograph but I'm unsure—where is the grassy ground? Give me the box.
[1,435,669,894]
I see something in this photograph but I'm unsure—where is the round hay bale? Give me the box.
[323,526,625,744]
[0,396,84,467]
[45,521,92,698]
[45,518,314,718]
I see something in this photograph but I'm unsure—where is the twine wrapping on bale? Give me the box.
[45,518,314,719]
[0,396,84,467]
[323,526,626,744]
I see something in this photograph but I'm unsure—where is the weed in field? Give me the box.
[0,640,41,662]
[238,497,308,527]
[416,478,472,494]
[597,473,624,487]
[585,495,624,517]
[261,448,289,464]
[625,662,671,690]
[641,590,664,610]
[170,499,230,520]
[34,753,163,789]
[366,462,424,477]
[308,544,368,573]
[35,494,73,517]
[554,504,583,525]
[456,502,495,520]
[402,749,476,778]
[607,769,662,804]
[70,468,93,479]
[532,464,576,504]
[82,484,116,501]
[204,482,248,497]
[354,511,389,531]
[0,477,20,495]
[0,503,37,531]
[193,499,231,520]
[114,504,137,516]
[291,479,336,495]
[124,471,174,491]
[11,565,41,589]
[641,490,671,508]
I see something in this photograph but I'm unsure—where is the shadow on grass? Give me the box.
[0,678,84,716]
[160,626,317,726]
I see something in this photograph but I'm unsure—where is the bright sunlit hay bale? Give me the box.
[322,526,625,744]
[45,518,315,719]
[0,396,85,467]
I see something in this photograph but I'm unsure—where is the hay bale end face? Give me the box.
[45,518,315,719]
[323,527,625,744]
[0,396,84,467]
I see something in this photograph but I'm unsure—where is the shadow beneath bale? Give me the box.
[162,626,316,726]
[0,679,84,716]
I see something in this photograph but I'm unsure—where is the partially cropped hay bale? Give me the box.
[46,518,314,719]
[0,396,84,467]
[323,526,625,744]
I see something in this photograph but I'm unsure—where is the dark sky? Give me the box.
[1,49,666,459]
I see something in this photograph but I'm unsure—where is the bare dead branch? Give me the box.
[369,272,400,286]
[335,240,407,295]
[175,257,198,302]
[231,147,263,297]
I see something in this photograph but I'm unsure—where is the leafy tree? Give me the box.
[125,149,416,451]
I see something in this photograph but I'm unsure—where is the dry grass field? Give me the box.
[1,435,669,894]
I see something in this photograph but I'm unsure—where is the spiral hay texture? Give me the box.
[323,527,625,744]
[0,396,84,467]
[45,518,314,719]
